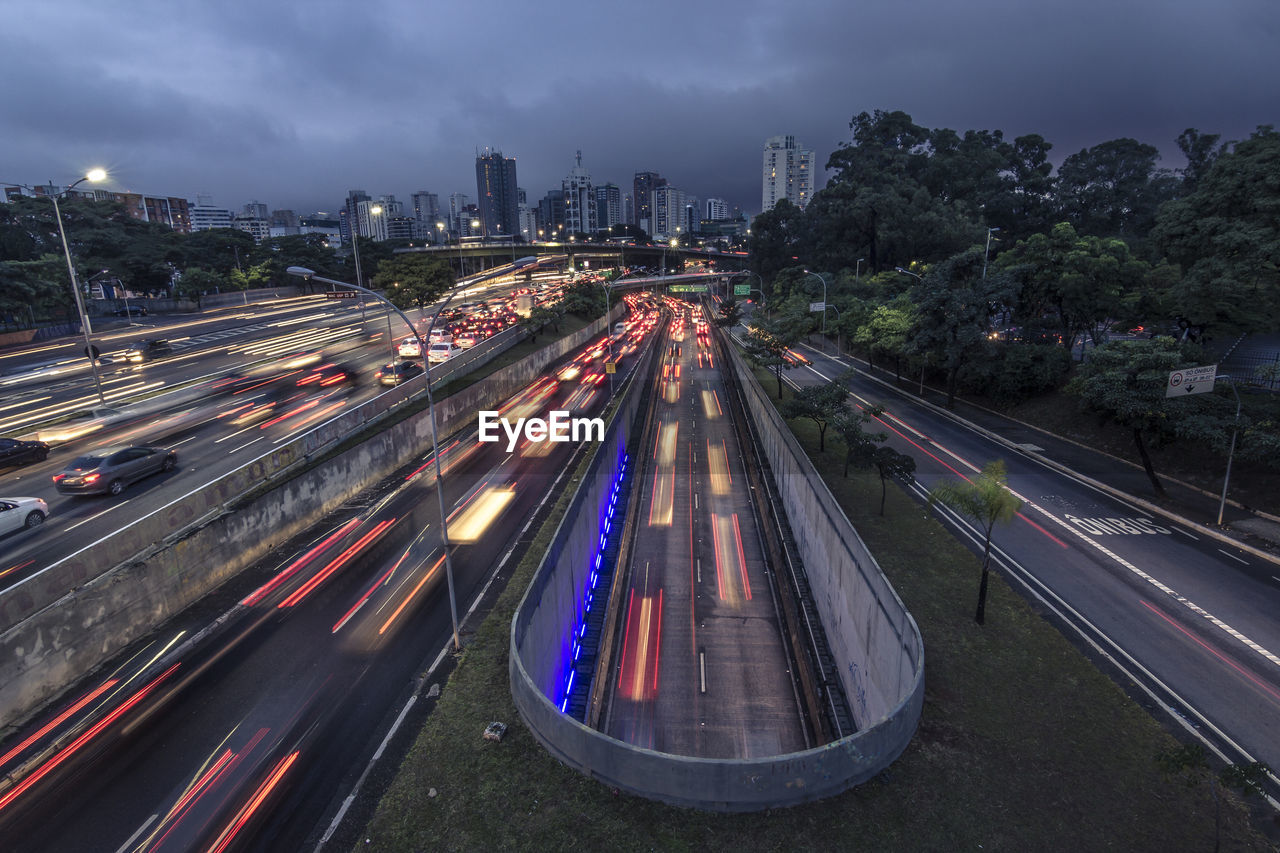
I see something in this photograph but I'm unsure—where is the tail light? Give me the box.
[84,473,100,484]
[52,474,65,483]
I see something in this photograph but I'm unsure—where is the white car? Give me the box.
[428,342,461,363]
[0,496,48,535]
[398,337,423,358]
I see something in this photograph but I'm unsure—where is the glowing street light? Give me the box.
[287,265,462,650]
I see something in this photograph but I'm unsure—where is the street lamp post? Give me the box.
[982,227,1000,280]
[286,266,463,651]
[804,269,830,351]
[895,267,926,391]
[855,258,865,286]
[8,170,111,405]
[1215,375,1243,526]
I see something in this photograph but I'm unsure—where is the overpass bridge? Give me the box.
[395,240,750,278]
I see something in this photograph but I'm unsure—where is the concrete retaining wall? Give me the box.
[727,343,923,727]
[509,320,924,812]
[0,311,618,730]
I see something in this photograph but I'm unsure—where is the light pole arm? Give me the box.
[51,190,108,405]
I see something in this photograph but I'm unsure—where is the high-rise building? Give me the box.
[448,193,469,235]
[652,184,687,240]
[633,171,665,235]
[475,148,520,240]
[623,193,634,226]
[357,199,388,241]
[386,217,415,241]
[243,201,269,220]
[190,199,233,232]
[562,151,596,235]
[377,195,403,217]
[594,183,622,232]
[538,190,565,240]
[762,135,815,212]
[705,198,730,221]
[340,190,370,245]
[411,191,440,241]
[233,215,270,243]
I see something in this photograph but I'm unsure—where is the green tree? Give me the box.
[1174,127,1227,193]
[174,267,226,306]
[228,260,273,291]
[1158,742,1271,853]
[558,278,608,319]
[1066,337,1204,496]
[832,404,887,477]
[748,199,804,281]
[1153,127,1280,336]
[928,460,1023,625]
[743,311,807,398]
[715,297,743,328]
[908,248,1016,408]
[374,255,455,316]
[1055,137,1178,242]
[852,295,914,376]
[0,255,72,321]
[780,371,852,452]
[864,446,917,516]
[522,303,563,342]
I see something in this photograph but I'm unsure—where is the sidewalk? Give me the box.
[805,340,1280,565]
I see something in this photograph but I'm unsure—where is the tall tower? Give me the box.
[633,171,666,236]
[475,149,519,239]
[562,150,596,236]
[761,135,815,212]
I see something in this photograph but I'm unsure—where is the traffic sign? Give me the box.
[325,290,359,299]
[733,284,750,296]
[809,301,825,313]
[669,284,707,293]
[605,361,617,374]
[1166,364,1217,397]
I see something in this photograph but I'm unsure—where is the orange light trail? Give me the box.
[333,548,411,633]
[653,588,663,693]
[0,558,34,581]
[379,554,447,635]
[732,514,752,600]
[278,519,395,609]
[241,518,361,607]
[207,750,301,853]
[0,678,119,770]
[259,397,321,429]
[0,664,179,813]
[146,747,235,850]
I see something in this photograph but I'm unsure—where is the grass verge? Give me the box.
[356,366,1274,852]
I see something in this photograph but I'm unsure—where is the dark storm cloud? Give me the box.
[1,0,1276,217]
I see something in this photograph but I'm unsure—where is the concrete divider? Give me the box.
[0,311,619,730]
[510,318,924,811]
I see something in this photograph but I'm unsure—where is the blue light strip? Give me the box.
[558,451,630,714]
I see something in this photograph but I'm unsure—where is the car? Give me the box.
[113,304,149,317]
[429,328,453,344]
[455,332,478,349]
[125,339,173,363]
[34,407,125,444]
[427,342,461,363]
[397,337,423,358]
[376,361,423,386]
[52,445,177,496]
[0,437,50,469]
[0,497,48,535]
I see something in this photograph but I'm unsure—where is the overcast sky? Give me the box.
[2,0,1277,219]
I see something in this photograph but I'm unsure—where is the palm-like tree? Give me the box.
[928,460,1022,625]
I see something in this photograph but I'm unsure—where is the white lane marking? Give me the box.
[700,651,707,694]
[1175,527,1200,540]
[1218,549,1249,566]
[66,502,129,531]
[115,813,159,853]
[808,353,1280,673]
[228,437,265,454]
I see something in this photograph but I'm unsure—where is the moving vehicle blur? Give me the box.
[124,339,173,363]
[52,445,177,496]
[0,437,50,469]
[376,361,423,386]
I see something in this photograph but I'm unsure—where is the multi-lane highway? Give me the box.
[603,301,809,757]
[0,296,661,850]
[778,336,1280,797]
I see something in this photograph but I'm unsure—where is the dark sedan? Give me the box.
[113,304,149,317]
[0,437,50,469]
[125,339,173,363]
[376,361,423,386]
[53,445,177,496]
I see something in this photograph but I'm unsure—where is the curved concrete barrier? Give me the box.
[510,319,924,811]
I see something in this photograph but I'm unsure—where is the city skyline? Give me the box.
[3,1,1278,217]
